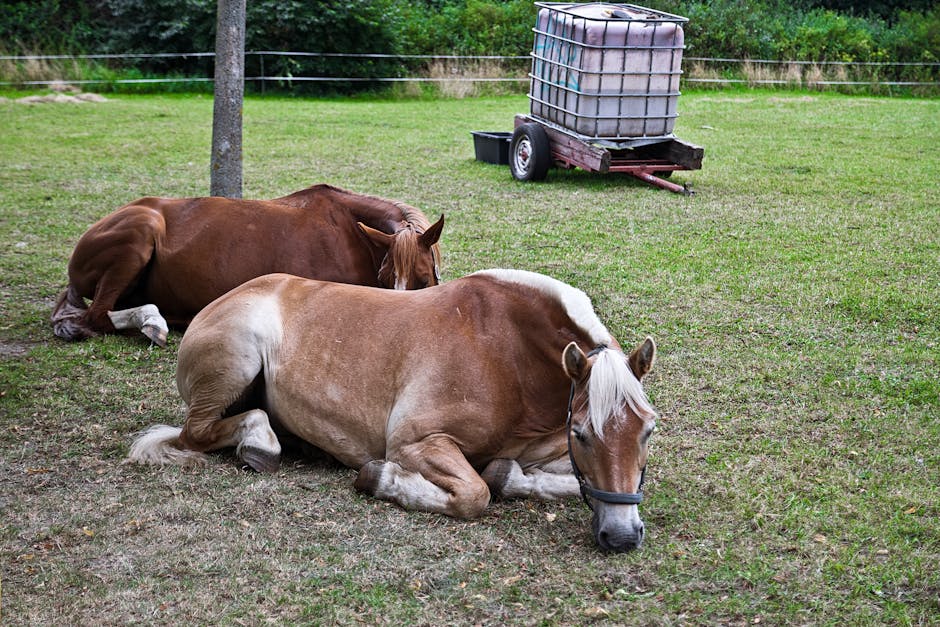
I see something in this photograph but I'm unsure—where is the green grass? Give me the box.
[1,89,938,625]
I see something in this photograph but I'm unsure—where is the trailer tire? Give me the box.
[510,123,551,182]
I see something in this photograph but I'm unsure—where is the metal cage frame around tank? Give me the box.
[528,2,689,142]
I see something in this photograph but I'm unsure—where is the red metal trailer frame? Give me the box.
[513,113,703,195]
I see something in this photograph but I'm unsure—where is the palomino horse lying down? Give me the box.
[128,270,658,551]
[52,183,444,346]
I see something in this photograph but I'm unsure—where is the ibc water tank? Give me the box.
[529,2,687,140]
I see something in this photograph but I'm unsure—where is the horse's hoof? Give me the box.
[481,458,518,499]
[354,460,385,495]
[142,324,168,347]
[240,446,281,473]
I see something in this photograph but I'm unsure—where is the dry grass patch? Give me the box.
[426,59,527,98]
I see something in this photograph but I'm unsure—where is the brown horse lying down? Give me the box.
[128,270,659,552]
[51,183,444,346]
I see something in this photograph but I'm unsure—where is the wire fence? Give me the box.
[2,51,938,91]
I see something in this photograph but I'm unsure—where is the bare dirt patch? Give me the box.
[15,92,107,104]
[0,339,35,358]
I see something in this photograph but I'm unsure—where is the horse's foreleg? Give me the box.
[481,458,580,500]
[354,434,490,519]
[107,304,169,347]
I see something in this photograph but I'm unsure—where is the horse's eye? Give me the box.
[571,426,587,443]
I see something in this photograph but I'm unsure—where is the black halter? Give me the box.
[566,345,646,510]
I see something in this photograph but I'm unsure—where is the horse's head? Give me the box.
[358,215,444,290]
[562,337,657,552]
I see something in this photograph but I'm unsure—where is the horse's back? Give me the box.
[191,271,577,359]
[121,195,371,317]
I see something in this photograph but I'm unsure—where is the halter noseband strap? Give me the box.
[566,345,646,510]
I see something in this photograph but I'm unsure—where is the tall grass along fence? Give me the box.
[1,51,938,96]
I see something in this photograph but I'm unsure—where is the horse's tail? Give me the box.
[50,286,95,341]
[125,425,209,466]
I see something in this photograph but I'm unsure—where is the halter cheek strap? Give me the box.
[566,345,646,510]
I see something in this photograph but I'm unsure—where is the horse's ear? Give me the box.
[562,342,589,382]
[358,222,394,249]
[419,214,444,248]
[628,337,656,380]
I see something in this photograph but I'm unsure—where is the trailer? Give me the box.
[510,113,703,194]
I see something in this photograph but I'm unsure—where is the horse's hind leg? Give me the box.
[66,205,168,344]
[183,408,282,472]
[51,286,93,341]
[354,434,491,519]
[127,409,282,472]
[107,305,169,347]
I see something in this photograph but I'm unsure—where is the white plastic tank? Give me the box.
[529,2,687,139]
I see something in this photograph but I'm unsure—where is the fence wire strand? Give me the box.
[1,51,937,89]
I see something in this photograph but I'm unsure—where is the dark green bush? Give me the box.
[396,0,534,56]
[882,6,940,63]
[0,0,101,52]
[773,9,880,61]
[243,0,406,93]
[680,0,781,59]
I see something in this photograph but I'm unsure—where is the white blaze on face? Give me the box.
[616,502,643,530]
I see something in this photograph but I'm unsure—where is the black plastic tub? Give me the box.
[471,131,512,165]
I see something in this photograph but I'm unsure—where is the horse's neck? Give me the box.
[284,186,404,232]
[347,198,404,232]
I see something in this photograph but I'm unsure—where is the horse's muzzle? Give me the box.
[592,507,645,552]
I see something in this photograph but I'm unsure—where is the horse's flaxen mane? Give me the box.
[341,190,430,232]
[473,269,655,436]
[472,269,611,346]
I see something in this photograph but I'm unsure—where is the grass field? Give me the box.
[1,89,938,625]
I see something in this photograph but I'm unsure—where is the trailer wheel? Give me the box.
[510,123,551,181]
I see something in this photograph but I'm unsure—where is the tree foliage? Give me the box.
[1,0,937,84]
